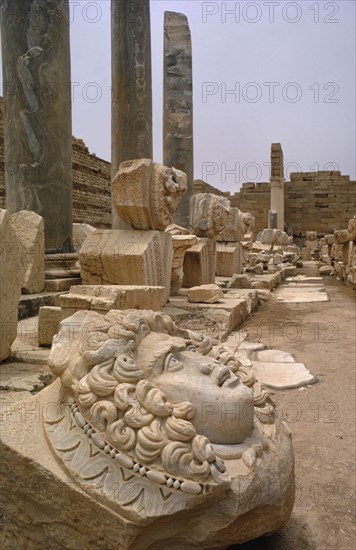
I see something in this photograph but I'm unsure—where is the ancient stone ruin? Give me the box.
[0,1,354,549]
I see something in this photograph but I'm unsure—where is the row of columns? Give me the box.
[1,0,194,250]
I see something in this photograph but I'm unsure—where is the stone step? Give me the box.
[18,292,62,320]
[45,278,82,292]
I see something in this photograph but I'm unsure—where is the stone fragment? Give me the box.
[255,350,295,363]
[268,209,278,230]
[260,229,289,246]
[227,274,253,289]
[348,215,356,240]
[183,238,216,287]
[216,207,254,242]
[112,159,187,230]
[190,193,230,238]
[59,285,167,316]
[170,234,197,294]
[163,11,193,228]
[73,223,96,251]
[9,210,45,294]
[252,362,317,390]
[79,230,173,302]
[187,284,223,303]
[319,265,335,275]
[0,210,24,362]
[38,307,62,347]
[216,242,243,277]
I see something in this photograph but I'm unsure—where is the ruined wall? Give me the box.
[0,98,111,228]
[285,172,356,234]
[228,173,356,235]
[229,182,270,235]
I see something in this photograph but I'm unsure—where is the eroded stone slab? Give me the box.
[252,362,318,389]
[187,284,223,304]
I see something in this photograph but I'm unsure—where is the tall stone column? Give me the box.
[111,0,153,229]
[270,143,285,232]
[163,11,193,229]
[0,0,73,253]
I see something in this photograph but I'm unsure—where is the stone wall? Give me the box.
[228,173,356,236]
[0,98,111,228]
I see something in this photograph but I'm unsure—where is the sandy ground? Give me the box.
[230,263,356,550]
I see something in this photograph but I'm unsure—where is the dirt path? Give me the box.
[231,263,356,550]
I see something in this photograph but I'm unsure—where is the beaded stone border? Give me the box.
[70,403,224,496]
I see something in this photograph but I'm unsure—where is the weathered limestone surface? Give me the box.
[183,238,216,287]
[38,306,61,347]
[0,0,73,252]
[0,210,24,361]
[111,0,152,229]
[216,242,243,277]
[59,285,167,316]
[257,229,289,246]
[170,234,197,294]
[9,210,45,294]
[268,210,278,230]
[270,144,285,231]
[0,309,294,547]
[216,207,254,243]
[79,230,173,302]
[112,159,187,230]
[163,11,193,228]
[187,284,223,303]
[73,223,96,251]
[190,193,230,238]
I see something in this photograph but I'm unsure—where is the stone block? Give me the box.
[216,242,243,277]
[170,234,197,295]
[112,159,187,230]
[38,306,62,347]
[334,229,350,244]
[228,274,253,289]
[59,285,167,316]
[190,193,230,238]
[73,223,96,251]
[187,284,223,303]
[0,210,25,362]
[9,210,45,294]
[216,207,254,242]
[348,215,356,240]
[183,237,216,287]
[79,230,173,301]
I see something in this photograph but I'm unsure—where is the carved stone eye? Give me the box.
[186,345,197,352]
[163,353,183,373]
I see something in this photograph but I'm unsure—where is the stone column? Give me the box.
[0,0,73,253]
[163,11,193,229]
[111,0,153,229]
[270,143,285,231]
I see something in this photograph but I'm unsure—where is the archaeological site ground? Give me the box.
[0,1,355,549]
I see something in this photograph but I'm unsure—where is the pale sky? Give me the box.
[2,0,356,191]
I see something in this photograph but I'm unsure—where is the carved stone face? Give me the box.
[136,332,254,445]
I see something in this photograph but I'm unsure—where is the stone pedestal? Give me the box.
[170,234,197,294]
[79,230,173,302]
[111,0,152,229]
[9,210,45,294]
[163,11,193,228]
[216,242,243,277]
[0,210,25,362]
[183,238,216,287]
[44,253,81,292]
[0,0,73,252]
